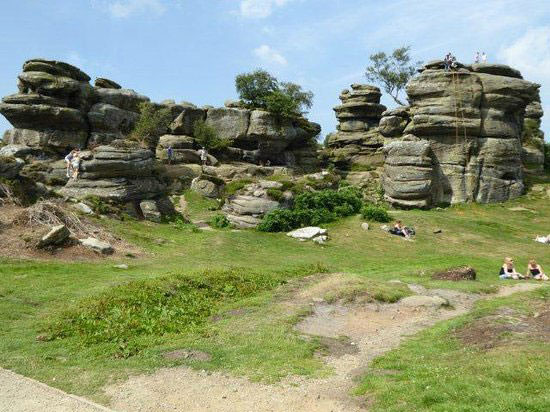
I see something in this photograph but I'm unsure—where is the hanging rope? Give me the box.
[451,70,469,143]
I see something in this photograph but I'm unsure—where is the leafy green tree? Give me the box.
[235,69,278,109]
[365,46,421,106]
[193,119,232,151]
[129,102,172,149]
[235,70,314,117]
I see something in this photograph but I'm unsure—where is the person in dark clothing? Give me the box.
[526,259,548,281]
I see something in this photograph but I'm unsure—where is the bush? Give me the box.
[193,119,232,151]
[361,204,391,223]
[129,102,172,149]
[224,179,252,197]
[258,187,363,232]
[209,214,230,229]
[235,69,313,117]
[266,188,284,201]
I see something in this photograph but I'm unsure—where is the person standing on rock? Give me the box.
[481,51,487,63]
[64,149,76,178]
[474,51,480,64]
[198,146,208,170]
[167,146,173,165]
[71,149,81,180]
[444,53,451,71]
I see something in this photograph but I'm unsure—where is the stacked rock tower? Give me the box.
[325,84,386,170]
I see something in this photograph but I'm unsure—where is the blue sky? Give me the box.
[1,0,549,141]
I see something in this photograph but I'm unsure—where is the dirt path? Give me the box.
[106,277,544,412]
[0,368,112,412]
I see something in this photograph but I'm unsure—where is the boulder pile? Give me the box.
[222,180,292,228]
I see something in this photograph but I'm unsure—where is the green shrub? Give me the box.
[258,187,363,232]
[361,204,391,222]
[266,188,284,201]
[224,179,252,197]
[84,195,120,215]
[209,214,230,229]
[129,102,172,149]
[193,119,232,151]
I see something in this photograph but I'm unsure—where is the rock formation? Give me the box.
[222,180,291,228]
[0,58,322,221]
[324,84,386,170]
[381,61,540,207]
[521,90,545,174]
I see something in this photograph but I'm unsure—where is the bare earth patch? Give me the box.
[105,275,489,412]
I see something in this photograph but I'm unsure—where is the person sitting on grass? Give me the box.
[526,259,548,281]
[391,220,413,239]
[499,257,524,280]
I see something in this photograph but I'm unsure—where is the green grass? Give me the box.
[355,288,550,411]
[1,182,550,403]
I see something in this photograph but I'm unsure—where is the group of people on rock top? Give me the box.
[443,51,487,71]
[500,257,548,281]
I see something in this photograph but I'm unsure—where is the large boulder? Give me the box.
[93,88,149,113]
[205,108,250,141]
[190,174,224,198]
[0,156,25,179]
[221,181,285,228]
[169,107,206,135]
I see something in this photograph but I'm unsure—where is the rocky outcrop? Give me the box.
[59,143,165,201]
[1,59,93,152]
[380,63,540,207]
[325,84,386,170]
[222,180,290,228]
[521,90,545,174]
[165,106,321,171]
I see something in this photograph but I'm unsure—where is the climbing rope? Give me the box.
[451,70,469,143]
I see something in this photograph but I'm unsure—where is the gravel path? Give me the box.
[0,368,113,412]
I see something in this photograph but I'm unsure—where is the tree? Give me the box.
[235,70,314,117]
[365,46,421,106]
[193,119,232,151]
[129,102,172,149]
[235,69,278,109]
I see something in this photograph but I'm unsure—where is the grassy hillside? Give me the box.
[1,183,549,405]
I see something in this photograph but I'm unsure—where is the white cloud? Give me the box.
[99,0,166,18]
[498,26,550,83]
[240,0,292,19]
[254,44,287,65]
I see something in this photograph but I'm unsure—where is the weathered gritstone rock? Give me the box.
[58,145,165,201]
[87,103,139,146]
[325,84,387,170]
[381,62,540,207]
[190,174,225,198]
[521,89,545,174]
[95,77,122,89]
[222,181,287,228]
[0,156,25,179]
[1,59,92,153]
